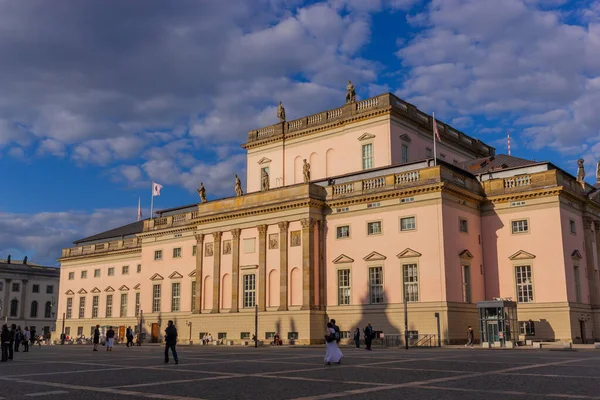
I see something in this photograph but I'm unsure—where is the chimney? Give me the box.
[23,256,28,265]
[7,254,10,264]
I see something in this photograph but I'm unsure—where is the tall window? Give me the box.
[106,294,113,317]
[171,282,181,312]
[336,225,350,239]
[243,274,256,308]
[92,296,99,318]
[570,220,576,234]
[32,284,40,293]
[10,299,18,317]
[367,221,382,235]
[369,266,384,304]
[515,265,533,302]
[337,269,351,305]
[459,218,468,233]
[152,284,161,312]
[191,281,197,312]
[401,144,409,163]
[79,296,86,319]
[66,297,73,319]
[362,143,373,170]
[120,293,128,317]
[462,265,471,303]
[137,264,142,273]
[173,248,182,258]
[192,246,197,256]
[30,301,38,318]
[135,292,141,317]
[403,264,419,302]
[512,219,529,234]
[44,301,52,318]
[574,265,581,303]
[154,250,163,260]
[400,216,416,231]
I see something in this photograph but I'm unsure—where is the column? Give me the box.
[257,224,268,311]
[230,229,241,313]
[301,217,315,310]
[277,221,289,311]
[593,221,600,306]
[194,234,204,313]
[211,231,222,313]
[2,279,11,319]
[318,220,325,309]
[584,218,596,305]
[20,279,28,320]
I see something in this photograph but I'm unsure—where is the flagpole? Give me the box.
[137,197,141,221]
[150,181,154,218]
[432,112,437,166]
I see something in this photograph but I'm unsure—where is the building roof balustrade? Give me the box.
[482,169,587,197]
[61,237,141,260]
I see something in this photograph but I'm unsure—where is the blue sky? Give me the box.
[1,0,599,265]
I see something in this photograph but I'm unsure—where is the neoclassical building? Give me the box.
[56,92,600,344]
[1,257,60,337]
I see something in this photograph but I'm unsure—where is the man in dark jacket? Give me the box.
[364,323,374,351]
[164,320,178,364]
[93,325,100,351]
[1,325,10,362]
[8,324,16,360]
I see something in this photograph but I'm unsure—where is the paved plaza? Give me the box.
[0,344,599,399]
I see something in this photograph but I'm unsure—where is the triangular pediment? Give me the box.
[358,133,376,141]
[509,250,536,260]
[399,134,412,142]
[363,251,387,261]
[65,289,74,295]
[332,254,354,264]
[396,248,422,258]
[91,287,101,293]
[119,285,129,291]
[104,286,115,292]
[77,288,87,294]
[459,250,474,259]
[188,270,197,277]
[257,157,272,165]
[169,271,183,279]
[150,273,164,281]
[133,284,141,290]
[571,250,583,260]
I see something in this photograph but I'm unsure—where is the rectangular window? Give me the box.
[265,332,276,340]
[120,293,128,317]
[0,282,3,291]
[192,246,197,256]
[240,332,251,340]
[337,269,351,305]
[137,264,142,273]
[191,280,197,312]
[570,220,576,234]
[515,265,533,303]
[367,221,382,235]
[108,267,115,276]
[288,332,299,340]
[152,284,161,313]
[66,297,73,319]
[369,266,384,304]
[362,143,373,170]
[574,265,581,303]
[12,283,20,292]
[173,248,182,258]
[171,282,181,312]
[135,292,140,317]
[77,326,83,336]
[519,321,536,336]
[425,147,432,158]
[65,327,71,336]
[81,270,87,279]
[403,264,419,302]
[400,216,416,231]
[68,272,74,280]
[462,265,471,303]
[106,295,113,317]
[154,250,163,260]
[336,225,350,239]
[92,296,99,318]
[243,274,256,308]
[218,332,227,340]
[32,284,40,293]
[94,269,101,278]
[78,296,86,319]
[459,218,468,233]
[401,144,409,163]
[512,219,529,234]
[122,265,129,275]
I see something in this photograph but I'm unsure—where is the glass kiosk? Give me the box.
[477,299,518,347]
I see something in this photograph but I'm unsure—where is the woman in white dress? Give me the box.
[324,322,343,365]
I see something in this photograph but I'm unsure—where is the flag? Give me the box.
[152,182,163,196]
[433,113,441,141]
[137,197,142,221]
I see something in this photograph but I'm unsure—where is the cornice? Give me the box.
[137,225,197,239]
[327,184,444,209]
[485,187,563,204]
[58,247,141,263]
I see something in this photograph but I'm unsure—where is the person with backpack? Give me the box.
[364,323,374,351]
[324,322,343,365]
[330,319,340,344]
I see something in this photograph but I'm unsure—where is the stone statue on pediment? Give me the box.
[197,182,207,203]
[277,101,286,122]
[235,174,243,197]
[596,161,600,183]
[261,169,270,191]
[345,80,356,103]
[303,159,310,183]
[577,159,585,188]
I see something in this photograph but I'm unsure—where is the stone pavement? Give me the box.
[0,344,599,399]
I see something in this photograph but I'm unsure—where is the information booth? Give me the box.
[477,299,518,347]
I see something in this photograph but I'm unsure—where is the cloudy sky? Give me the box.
[1,0,599,265]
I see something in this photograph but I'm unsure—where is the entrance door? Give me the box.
[119,326,125,343]
[151,323,159,343]
[579,320,586,344]
[486,321,499,343]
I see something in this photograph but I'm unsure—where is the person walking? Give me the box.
[14,326,22,353]
[364,323,374,351]
[106,326,115,351]
[8,324,16,360]
[324,322,343,365]
[22,327,30,352]
[1,325,9,362]
[465,326,474,348]
[330,319,341,344]
[125,327,132,347]
[353,328,361,348]
[30,328,36,348]
[164,320,178,364]
[93,325,100,351]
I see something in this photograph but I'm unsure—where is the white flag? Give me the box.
[153,182,163,197]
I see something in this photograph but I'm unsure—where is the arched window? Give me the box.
[44,301,52,318]
[30,301,38,318]
[10,299,18,317]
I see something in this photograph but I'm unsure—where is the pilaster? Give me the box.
[301,217,315,310]
[194,234,204,313]
[2,279,11,318]
[317,220,325,309]
[20,279,28,319]
[592,221,600,306]
[211,232,222,313]
[278,221,289,311]
[230,229,241,313]
[257,224,268,311]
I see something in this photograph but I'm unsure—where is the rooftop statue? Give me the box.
[577,159,585,188]
[235,174,243,196]
[303,159,310,183]
[345,80,356,103]
[261,169,270,191]
[277,101,286,122]
[197,182,207,203]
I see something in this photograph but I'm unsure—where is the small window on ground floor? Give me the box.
[265,332,275,340]
[240,332,250,339]
[288,332,298,340]
[218,332,227,340]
